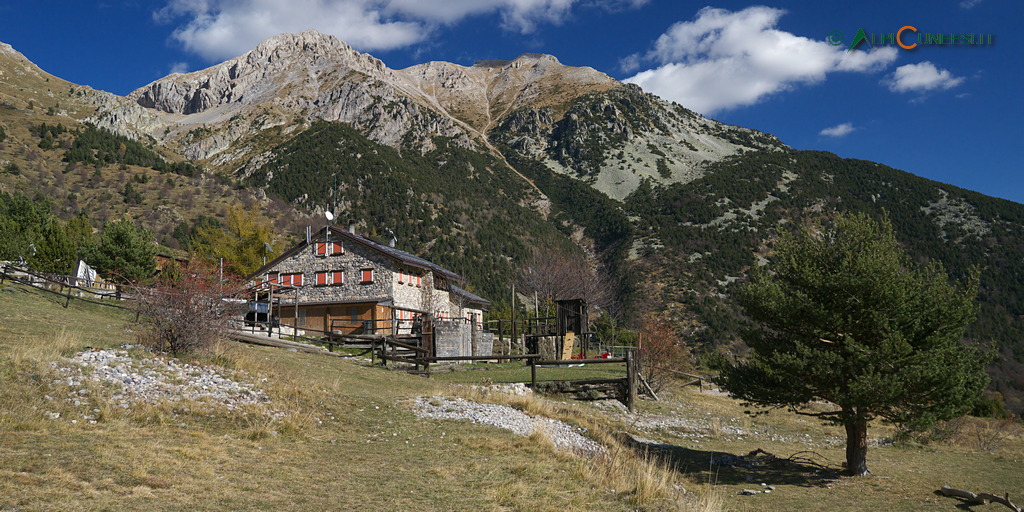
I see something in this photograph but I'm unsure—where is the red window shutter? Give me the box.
[332,242,343,255]
[316,272,327,286]
[361,269,373,283]
[294,274,303,286]
[315,242,327,256]
[268,273,278,284]
[332,271,343,285]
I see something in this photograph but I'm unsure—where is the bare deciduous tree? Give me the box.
[519,249,619,316]
[131,263,243,355]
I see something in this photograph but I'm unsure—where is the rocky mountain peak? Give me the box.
[512,53,561,65]
[128,29,395,116]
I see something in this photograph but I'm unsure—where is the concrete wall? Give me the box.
[433,320,493,359]
[434,320,470,359]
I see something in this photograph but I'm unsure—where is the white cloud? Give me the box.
[618,52,641,73]
[960,0,983,9]
[623,6,898,114]
[884,61,964,93]
[158,0,615,62]
[160,0,425,61]
[169,61,190,74]
[385,0,577,33]
[819,122,854,137]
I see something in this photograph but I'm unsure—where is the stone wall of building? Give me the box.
[391,266,428,311]
[263,239,395,303]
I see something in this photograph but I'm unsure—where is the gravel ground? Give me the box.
[52,347,270,411]
[413,396,603,456]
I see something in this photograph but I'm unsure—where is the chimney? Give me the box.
[348,221,356,236]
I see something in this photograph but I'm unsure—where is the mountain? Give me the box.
[1,31,1022,414]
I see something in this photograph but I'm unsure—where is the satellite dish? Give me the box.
[264,242,274,253]
[325,210,335,221]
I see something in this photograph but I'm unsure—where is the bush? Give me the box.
[131,263,242,355]
[636,314,689,392]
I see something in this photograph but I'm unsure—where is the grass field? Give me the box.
[1,282,1021,511]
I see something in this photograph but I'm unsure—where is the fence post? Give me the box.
[622,350,630,413]
[530,357,537,389]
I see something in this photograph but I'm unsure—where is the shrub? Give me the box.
[131,263,243,355]
[636,313,689,392]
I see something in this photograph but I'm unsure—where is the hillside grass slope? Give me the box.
[1,284,1022,511]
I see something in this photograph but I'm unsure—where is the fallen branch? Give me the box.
[938,486,1022,512]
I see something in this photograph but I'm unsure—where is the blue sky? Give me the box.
[1,1,1020,203]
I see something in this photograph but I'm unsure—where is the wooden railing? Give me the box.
[0,264,131,311]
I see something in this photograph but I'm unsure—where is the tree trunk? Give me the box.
[844,419,870,476]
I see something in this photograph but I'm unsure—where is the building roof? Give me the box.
[450,285,491,308]
[248,225,462,282]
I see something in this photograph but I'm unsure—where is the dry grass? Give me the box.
[6,326,86,364]
[2,286,1021,511]
[0,286,649,510]
[448,385,722,511]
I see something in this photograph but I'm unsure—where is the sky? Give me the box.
[1,1,1021,204]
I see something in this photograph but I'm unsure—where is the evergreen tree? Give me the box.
[0,192,53,264]
[86,218,156,283]
[722,213,988,476]
[29,217,75,274]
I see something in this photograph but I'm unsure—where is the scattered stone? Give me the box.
[470,383,532,396]
[413,396,602,456]
[52,348,271,411]
[739,489,760,495]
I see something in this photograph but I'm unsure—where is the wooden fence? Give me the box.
[0,264,132,312]
[374,337,640,411]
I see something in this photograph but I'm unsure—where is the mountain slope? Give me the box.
[2,32,1023,413]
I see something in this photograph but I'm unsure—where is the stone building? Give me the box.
[248,225,489,341]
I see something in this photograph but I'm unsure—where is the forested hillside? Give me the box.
[610,150,1024,413]
[244,121,583,301]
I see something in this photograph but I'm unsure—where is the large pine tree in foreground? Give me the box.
[722,213,989,476]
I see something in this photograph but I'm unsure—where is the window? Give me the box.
[314,242,343,256]
[415,275,422,287]
[397,271,405,284]
[267,272,279,284]
[280,273,303,286]
[315,271,344,286]
[297,309,306,327]
[360,269,374,284]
